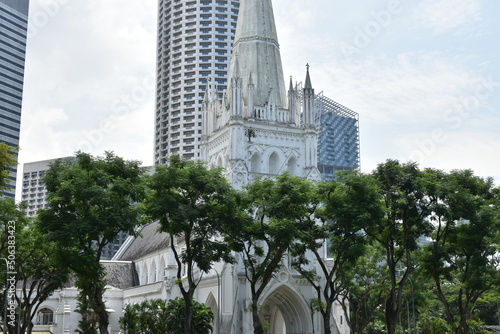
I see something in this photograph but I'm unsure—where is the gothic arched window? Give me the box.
[287,157,297,176]
[269,153,279,175]
[251,153,261,173]
[37,308,54,325]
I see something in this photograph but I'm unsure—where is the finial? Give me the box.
[306,63,310,70]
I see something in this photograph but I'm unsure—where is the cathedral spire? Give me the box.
[229,0,287,109]
[305,63,312,89]
[303,63,315,127]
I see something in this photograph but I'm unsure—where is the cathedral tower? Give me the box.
[201,0,321,188]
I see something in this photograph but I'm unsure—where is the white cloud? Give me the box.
[297,51,499,179]
[412,0,482,35]
[394,130,500,182]
[313,52,489,125]
[21,0,157,160]
[18,107,73,161]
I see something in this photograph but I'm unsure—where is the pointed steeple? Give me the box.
[303,64,315,127]
[229,0,287,109]
[288,76,296,122]
[305,63,313,89]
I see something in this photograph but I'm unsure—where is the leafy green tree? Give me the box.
[225,173,312,334]
[291,171,385,334]
[420,169,500,333]
[1,203,69,333]
[474,290,500,326]
[0,199,27,333]
[36,152,146,334]
[164,298,213,334]
[145,156,241,334]
[119,298,213,334]
[339,244,389,334]
[419,316,453,334]
[5,224,69,334]
[369,160,434,334]
[119,299,169,333]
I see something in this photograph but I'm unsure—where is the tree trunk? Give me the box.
[385,296,398,334]
[322,312,332,334]
[99,322,109,334]
[88,284,109,334]
[251,300,264,334]
[95,299,109,334]
[321,302,333,334]
[184,297,193,334]
[26,320,34,334]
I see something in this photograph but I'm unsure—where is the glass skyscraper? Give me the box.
[0,0,30,198]
[154,0,240,164]
[316,92,360,180]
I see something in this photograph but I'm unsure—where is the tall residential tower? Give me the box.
[154,0,240,164]
[0,0,30,198]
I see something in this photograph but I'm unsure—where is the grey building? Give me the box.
[154,0,240,164]
[0,0,30,198]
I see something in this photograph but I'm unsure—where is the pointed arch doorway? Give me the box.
[259,285,312,334]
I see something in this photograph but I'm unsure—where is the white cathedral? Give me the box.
[31,0,348,333]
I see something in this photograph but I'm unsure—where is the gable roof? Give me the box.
[114,221,170,261]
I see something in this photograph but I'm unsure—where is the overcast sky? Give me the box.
[18,0,500,194]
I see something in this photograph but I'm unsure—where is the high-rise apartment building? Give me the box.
[0,0,30,198]
[21,158,55,217]
[154,0,240,165]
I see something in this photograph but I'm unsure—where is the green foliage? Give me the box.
[235,173,314,284]
[465,320,490,334]
[419,316,453,334]
[474,291,500,325]
[146,156,240,273]
[310,298,327,312]
[0,143,17,191]
[0,198,69,334]
[340,244,389,334]
[164,298,213,334]
[36,151,146,334]
[364,319,386,334]
[119,299,169,334]
[419,169,500,333]
[119,298,213,334]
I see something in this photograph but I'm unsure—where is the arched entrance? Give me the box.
[259,285,312,334]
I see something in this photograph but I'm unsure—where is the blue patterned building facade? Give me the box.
[0,0,30,197]
[316,92,360,180]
